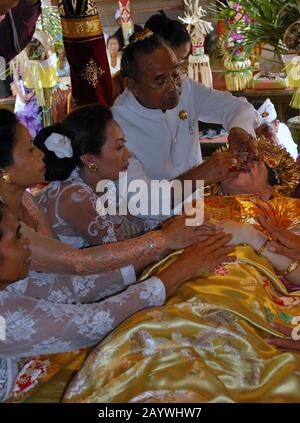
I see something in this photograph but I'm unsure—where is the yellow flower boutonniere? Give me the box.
[179,110,188,120]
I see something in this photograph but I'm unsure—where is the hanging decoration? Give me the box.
[57,0,112,107]
[179,0,213,88]
[118,0,134,47]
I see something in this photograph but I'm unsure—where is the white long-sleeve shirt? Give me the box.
[277,123,298,160]
[112,76,259,181]
[112,77,259,220]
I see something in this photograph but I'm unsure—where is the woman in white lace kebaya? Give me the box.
[0,108,214,276]
[0,200,234,401]
[35,105,149,248]
[0,110,234,401]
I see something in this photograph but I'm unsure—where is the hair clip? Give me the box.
[132,29,154,43]
[45,133,73,159]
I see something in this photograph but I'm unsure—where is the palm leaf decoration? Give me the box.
[37,4,63,49]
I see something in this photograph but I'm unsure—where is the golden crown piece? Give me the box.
[206,136,300,197]
[132,29,154,43]
[254,136,300,196]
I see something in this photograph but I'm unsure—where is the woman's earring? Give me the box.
[1,172,12,183]
[88,162,98,173]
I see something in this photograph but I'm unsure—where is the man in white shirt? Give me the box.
[254,98,298,160]
[112,34,259,218]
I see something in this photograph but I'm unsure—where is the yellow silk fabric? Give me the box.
[24,196,300,403]
[63,260,300,402]
[60,196,300,403]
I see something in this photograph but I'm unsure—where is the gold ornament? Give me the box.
[1,173,12,184]
[179,110,188,120]
[254,136,300,196]
[80,59,105,88]
[88,162,98,173]
[132,29,154,43]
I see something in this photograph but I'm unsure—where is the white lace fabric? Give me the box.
[0,276,165,401]
[0,170,166,401]
[37,167,146,248]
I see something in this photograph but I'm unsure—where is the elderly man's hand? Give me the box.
[198,150,242,185]
[255,123,278,144]
[228,127,257,160]
[258,216,300,261]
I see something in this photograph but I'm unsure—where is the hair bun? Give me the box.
[158,10,169,21]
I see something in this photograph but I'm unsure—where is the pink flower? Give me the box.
[215,265,229,276]
[235,12,243,22]
[243,14,251,24]
[232,31,244,42]
[233,3,243,12]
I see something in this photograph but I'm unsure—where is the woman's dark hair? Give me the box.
[34,104,113,182]
[266,166,278,187]
[252,100,265,110]
[33,124,77,182]
[121,33,167,79]
[0,109,18,169]
[144,10,190,49]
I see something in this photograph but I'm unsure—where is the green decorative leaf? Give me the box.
[264,307,275,323]
[278,312,293,323]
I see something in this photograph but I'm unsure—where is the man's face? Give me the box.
[0,0,19,15]
[127,45,182,110]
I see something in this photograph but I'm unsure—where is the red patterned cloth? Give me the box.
[0,1,41,63]
[58,0,112,107]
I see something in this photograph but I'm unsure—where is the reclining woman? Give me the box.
[62,139,300,403]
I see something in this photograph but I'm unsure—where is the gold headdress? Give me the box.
[254,136,300,196]
[207,137,300,197]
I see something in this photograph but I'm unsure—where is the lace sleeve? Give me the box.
[7,266,137,304]
[22,222,166,276]
[57,184,119,245]
[22,190,57,238]
[0,277,165,358]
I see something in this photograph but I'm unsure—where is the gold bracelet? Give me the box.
[256,235,272,256]
[282,260,300,277]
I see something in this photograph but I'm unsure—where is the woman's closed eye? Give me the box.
[116,140,127,151]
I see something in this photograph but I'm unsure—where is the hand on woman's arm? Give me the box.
[258,216,300,261]
[218,220,300,285]
[22,214,217,276]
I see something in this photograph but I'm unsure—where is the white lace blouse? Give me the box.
[0,174,166,401]
[37,167,146,248]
